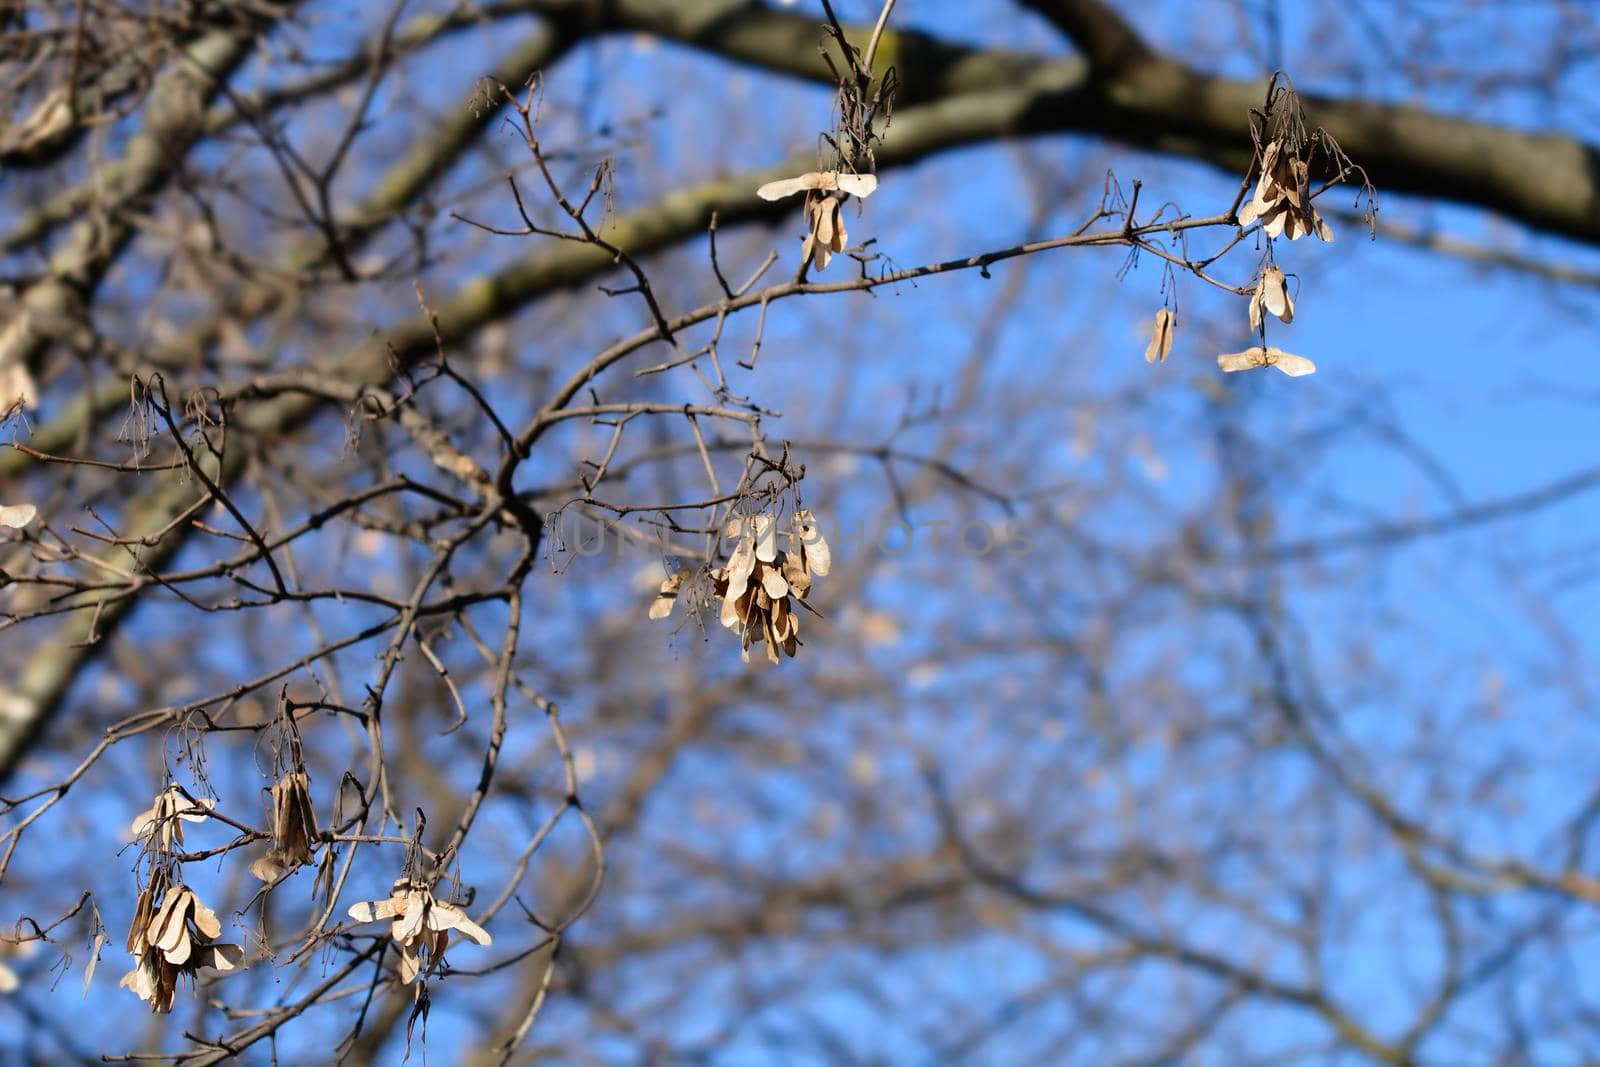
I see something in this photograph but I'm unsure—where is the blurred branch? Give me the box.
[574,0,1600,247]
[1332,209,1600,289]
[1256,464,1600,563]
[1018,0,1152,73]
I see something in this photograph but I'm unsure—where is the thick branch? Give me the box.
[1018,0,1152,73]
[590,0,1600,246]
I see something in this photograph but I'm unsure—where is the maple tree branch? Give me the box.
[566,0,1600,246]
[1017,0,1153,73]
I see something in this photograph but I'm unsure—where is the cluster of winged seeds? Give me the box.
[121,875,245,1013]
[1207,136,1332,378]
[249,771,320,882]
[129,784,213,851]
[120,788,244,1012]
[1248,265,1294,330]
[1219,256,1314,377]
[347,879,492,985]
[651,509,831,664]
[756,170,877,272]
[1237,138,1334,243]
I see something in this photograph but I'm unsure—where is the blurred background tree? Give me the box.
[2,1,1599,1063]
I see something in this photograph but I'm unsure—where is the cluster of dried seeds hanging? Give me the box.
[120,874,244,1013]
[1249,266,1295,329]
[1238,139,1334,242]
[120,787,245,1012]
[757,171,877,271]
[249,771,321,882]
[129,785,215,852]
[1231,252,1311,375]
[652,510,831,665]
[347,879,492,985]
[1216,127,1331,376]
